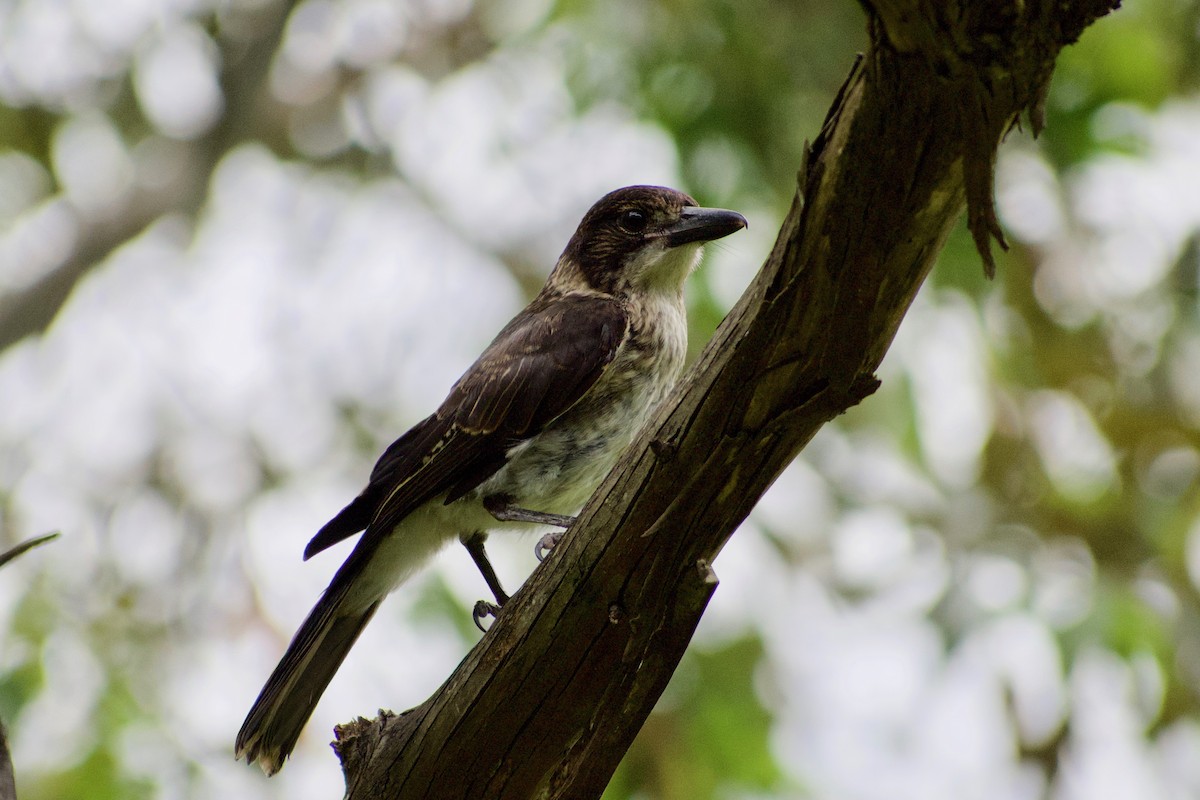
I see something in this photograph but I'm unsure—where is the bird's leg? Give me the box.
[467,499,577,629]
[461,531,509,631]
[483,495,576,529]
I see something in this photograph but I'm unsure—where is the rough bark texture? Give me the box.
[338,1,1120,797]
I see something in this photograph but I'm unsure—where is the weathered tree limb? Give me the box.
[337,1,1119,797]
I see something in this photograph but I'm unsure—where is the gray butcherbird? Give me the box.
[235,185,747,775]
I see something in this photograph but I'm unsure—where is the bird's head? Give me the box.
[551,185,747,296]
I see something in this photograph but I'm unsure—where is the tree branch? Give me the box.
[0,532,59,800]
[337,1,1119,796]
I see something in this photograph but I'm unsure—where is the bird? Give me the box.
[235,185,747,775]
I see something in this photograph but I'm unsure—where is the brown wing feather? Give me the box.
[442,293,626,435]
[303,293,627,561]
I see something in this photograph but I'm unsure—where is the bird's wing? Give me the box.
[303,293,628,560]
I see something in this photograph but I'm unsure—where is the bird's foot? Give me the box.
[535,531,564,562]
[473,600,502,632]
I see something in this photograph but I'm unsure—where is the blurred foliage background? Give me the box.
[1,0,1199,798]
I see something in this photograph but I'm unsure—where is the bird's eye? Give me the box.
[619,209,648,233]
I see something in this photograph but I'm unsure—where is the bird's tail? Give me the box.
[236,586,381,776]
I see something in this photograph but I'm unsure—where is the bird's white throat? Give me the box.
[630,240,704,293]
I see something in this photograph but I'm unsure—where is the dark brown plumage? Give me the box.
[236,185,746,775]
[304,292,628,562]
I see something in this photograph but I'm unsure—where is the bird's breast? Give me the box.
[477,291,687,516]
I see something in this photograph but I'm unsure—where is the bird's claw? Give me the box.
[535,531,564,562]
[473,600,501,632]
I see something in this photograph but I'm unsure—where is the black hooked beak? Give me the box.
[663,206,748,248]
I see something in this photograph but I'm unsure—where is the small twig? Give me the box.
[0,533,59,570]
[0,531,58,800]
